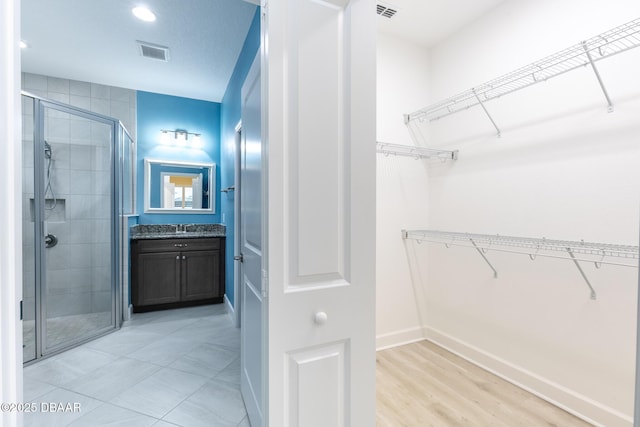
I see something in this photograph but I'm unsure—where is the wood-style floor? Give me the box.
[376,340,593,427]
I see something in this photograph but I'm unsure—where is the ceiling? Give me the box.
[21,0,504,102]
[21,0,258,102]
[377,0,506,47]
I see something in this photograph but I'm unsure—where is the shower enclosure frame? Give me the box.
[23,91,127,363]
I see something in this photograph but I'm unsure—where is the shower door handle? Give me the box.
[45,234,58,248]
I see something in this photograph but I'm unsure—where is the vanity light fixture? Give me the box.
[159,129,203,148]
[132,6,156,22]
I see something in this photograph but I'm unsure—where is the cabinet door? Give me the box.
[181,250,222,301]
[135,251,182,306]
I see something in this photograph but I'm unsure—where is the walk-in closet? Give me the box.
[376,1,640,426]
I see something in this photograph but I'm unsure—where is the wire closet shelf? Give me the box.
[402,229,639,300]
[405,17,640,125]
[402,230,639,267]
[376,142,458,161]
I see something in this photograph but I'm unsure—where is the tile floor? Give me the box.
[23,311,112,362]
[23,304,249,427]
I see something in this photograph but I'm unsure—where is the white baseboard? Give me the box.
[224,295,235,326]
[424,326,631,427]
[376,326,425,351]
[123,304,133,321]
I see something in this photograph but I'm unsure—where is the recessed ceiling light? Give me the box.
[20,40,29,49]
[132,6,156,22]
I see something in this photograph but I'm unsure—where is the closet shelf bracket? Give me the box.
[472,89,501,138]
[566,248,598,300]
[376,142,458,161]
[470,238,498,278]
[582,41,614,113]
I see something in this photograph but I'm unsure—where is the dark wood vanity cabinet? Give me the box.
[131,237,225,312]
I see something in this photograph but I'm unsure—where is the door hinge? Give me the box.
[20,300,23,320]
[234,253,244,263]
[261,269,268,299]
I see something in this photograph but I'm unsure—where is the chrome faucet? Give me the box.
[175,224,186,233]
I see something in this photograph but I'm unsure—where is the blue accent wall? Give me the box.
[220,8,260,307]
[136,91,221,224]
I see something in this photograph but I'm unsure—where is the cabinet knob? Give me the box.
[314,311,328,325]
[174,243,182,247]
[176,256,180,260]
[182,256,186,260]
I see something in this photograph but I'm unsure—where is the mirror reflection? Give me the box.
[144,159,215,213]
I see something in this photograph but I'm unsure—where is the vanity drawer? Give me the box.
[132,237,222,253]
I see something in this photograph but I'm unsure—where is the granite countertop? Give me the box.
[130,223,226,240]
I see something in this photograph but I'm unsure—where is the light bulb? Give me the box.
[177,132,187,146]
[160,131,170,144]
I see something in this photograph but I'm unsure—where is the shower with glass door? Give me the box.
[22,92,133,363]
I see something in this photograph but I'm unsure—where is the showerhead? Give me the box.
[44,141,52,159]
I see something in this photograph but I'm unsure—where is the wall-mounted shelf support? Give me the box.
[582,41,614,113]
[472,88,501,137]
[401,229,639,299]
[566,247,597,300]
[470,238,498,278]
[376,142,458,161]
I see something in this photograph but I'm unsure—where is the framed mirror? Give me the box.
[144,158,215,214]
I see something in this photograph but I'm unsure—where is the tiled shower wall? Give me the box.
[22,73,136,320]
[22,73,136,138]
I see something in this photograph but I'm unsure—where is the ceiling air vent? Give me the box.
[376,3,397,19]
[137,41,170,62]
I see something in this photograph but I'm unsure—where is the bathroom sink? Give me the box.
[130,223,226,240]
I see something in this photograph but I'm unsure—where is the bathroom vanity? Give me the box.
[130,224,225,312]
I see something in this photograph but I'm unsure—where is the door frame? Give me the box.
[1,0,23,425]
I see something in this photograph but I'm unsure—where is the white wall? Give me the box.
[414,1,640,425]
[375,33,432,348]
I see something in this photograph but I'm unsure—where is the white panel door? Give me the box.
[240,52,265,426]
[263,0,377,425]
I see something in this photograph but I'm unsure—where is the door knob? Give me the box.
[314,312,328,325]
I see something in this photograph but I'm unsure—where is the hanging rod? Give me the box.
[376,142,458,161]
[405,17,640,126]
[401,229,640,299]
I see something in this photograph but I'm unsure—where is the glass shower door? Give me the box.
[33,98,118,357]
